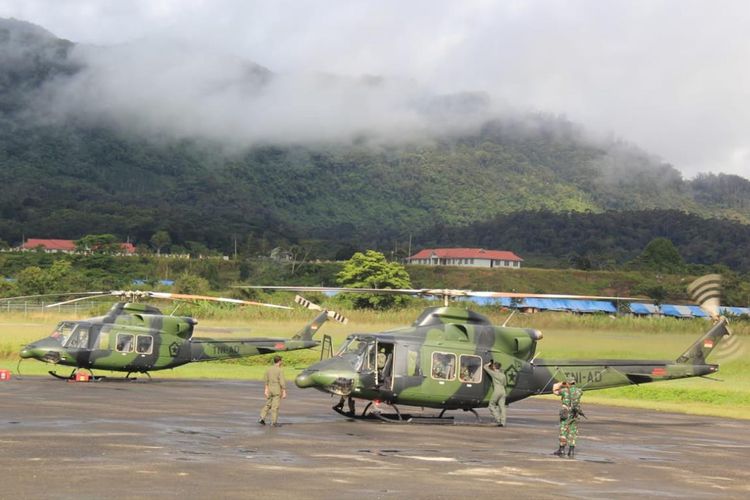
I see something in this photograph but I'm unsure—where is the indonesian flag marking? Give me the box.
[275,342,285,349]
[703,339,714,349]
[651,367,667,377]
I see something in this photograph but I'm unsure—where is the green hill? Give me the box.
[1,18,750,271]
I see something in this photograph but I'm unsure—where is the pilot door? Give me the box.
[356,339,396,392]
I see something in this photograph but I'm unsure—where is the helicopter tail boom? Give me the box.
[529,319,728,396]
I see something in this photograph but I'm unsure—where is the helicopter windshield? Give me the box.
[49,322,76,345]
[63,324,91,349]
[336,336,376,371]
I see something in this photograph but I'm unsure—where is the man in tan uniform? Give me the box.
[259,355,286,427]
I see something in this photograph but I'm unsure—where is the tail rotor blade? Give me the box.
[295,295,322,311]
[687,274,722,319]
[326,310,348,324]
[294,295,348,323]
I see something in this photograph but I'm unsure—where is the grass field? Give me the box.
[1,306,748,419]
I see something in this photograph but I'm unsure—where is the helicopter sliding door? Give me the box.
[391,343,423,398]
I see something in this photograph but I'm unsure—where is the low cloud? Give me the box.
[34,39,494,148]
[4,0,750,177]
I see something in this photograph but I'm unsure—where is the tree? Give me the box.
[632,237,685,273]
[15,260,76,295]
[336,250,412,309]
[15,266,49,295]
[150,230,172,256]
[174,272,210,295]
[75,234,120,253]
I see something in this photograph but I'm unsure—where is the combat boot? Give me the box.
[567,446,576,458]
[553,445,565,457]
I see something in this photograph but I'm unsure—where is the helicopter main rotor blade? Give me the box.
[467,291,645,301]
[147,292,292,310]
[44,290,292,309]
[0,291,110,302]
[239,285,645,302]
[239,285,426,295]
[44,292,123,307]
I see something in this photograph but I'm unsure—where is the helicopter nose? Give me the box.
[19,347,33,359]
[295,369,319,389]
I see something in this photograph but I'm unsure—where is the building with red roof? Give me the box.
[21,239,76,252]
[20,238,136,254]
[406,248,523,269]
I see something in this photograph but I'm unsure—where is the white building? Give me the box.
[406,248,523,268]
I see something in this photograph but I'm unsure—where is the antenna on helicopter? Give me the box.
[502,309,517,327]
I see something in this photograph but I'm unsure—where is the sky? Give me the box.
[1,0,749,179]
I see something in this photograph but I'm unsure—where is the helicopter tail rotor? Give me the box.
[676,274,732,365]
[295,295,348,324]
[687,274,722,320]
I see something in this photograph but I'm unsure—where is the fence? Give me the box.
[0,301,100,317]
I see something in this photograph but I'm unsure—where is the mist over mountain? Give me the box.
[1,18,749,270]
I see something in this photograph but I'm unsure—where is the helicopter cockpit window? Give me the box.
[116,333,134,353]
[50,322,75,345]
[431,352,456,380]
[336,337,374,371]
[459,355,483,383]
[136,335,153,354]
[64,326,90,349]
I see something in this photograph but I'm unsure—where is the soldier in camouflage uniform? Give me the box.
[553,376,583,458]
[483,360,507,426]
[259,355,287,427]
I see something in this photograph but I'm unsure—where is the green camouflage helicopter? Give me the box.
[10,291,344,380]
[245,275,731,422]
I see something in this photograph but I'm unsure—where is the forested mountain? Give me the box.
[1,18,749,270]
[422,209,750,272]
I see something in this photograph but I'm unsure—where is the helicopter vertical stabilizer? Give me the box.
[292,311,330,341]
[675,317,731,365]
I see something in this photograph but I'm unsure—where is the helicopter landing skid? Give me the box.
[439,407,482,423]
[334,403,490,425]
[48,368,105,381]
[125,371,152,381]
[333,402,454,425]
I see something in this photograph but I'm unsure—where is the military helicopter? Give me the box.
[9,291,345,380]
[244,275,731,422]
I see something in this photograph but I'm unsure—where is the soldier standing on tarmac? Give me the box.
[553,376,583,458]
[483,360,507,426]
[259,355,286,427]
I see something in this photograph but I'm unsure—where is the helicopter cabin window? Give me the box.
[459,355,483,384]
[64,326,90,349]
[406,347,421,376]
[136,335,153,354]
[431,352,456,380]
[116,333,134,353]
[98,325,113,350]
